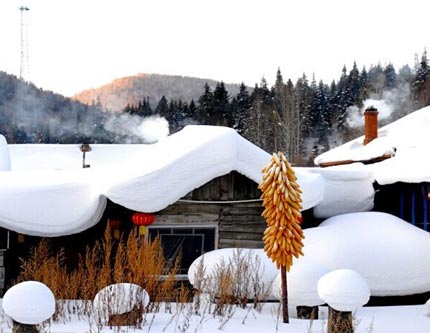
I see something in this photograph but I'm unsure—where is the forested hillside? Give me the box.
[2,51,430,165]
[0,71,113,143]
[72,73,242,112]
[119,51,430,165]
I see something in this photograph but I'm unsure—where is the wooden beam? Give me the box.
[318,153,393,168]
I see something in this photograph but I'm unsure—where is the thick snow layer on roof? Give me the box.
[0,135,10,171]
[301,212,430,296]
[314,106,430,185]
[309,164,375,218]
[0,125,323,236]
[188,212,430,299]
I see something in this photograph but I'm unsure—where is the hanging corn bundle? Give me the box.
[259,151,305,323]
[259,151,305,270]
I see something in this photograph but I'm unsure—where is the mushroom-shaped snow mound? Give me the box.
[188,248,279,299]
[317,269,370,312]
[2,281,55,325]
[272,263,330,306]
[93,283,150,326]
[301,212,430,296]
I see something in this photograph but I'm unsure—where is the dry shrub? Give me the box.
[16,232,272,326]
[15,226,180,322]
[206,249,271,315]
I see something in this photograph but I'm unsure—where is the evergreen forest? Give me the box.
[1,51,430,166]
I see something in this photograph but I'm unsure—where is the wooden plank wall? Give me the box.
[155,171,266,249]
[218,202,265,249]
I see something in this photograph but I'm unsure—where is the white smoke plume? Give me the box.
[103,114,169,143]
[346,83,411,128]
[135,116,170,143]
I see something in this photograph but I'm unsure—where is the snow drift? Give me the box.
[189,212,430,299]
[301,212,430,296]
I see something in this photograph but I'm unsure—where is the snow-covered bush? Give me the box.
[2,281,55,325]
[188,248,276,311]
[93,283,150,326]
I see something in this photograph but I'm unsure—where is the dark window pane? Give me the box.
[160,234,203,274]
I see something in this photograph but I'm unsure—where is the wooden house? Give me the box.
[0,125,323,288]
[314,105,430,232]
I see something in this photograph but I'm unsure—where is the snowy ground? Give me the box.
[2,212,430,332]
[0,302,428,333]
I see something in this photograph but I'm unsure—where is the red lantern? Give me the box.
[131,212,155,235]
[109,219,121,229]
[108,219,121,239]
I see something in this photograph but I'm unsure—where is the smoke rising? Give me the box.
[0,73,170,144]
[346,83,411,128]
[104,114,169,144]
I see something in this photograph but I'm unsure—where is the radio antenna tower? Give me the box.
[19,5,30,81]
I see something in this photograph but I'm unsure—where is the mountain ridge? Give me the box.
[72,73,244,112]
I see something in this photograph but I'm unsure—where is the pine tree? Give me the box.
[212,81,230,126]
[187,99,197,120]
[196,83,214,124]
[232,82,251,134]
[384,63,397,89]
[368,63,385,97]
[296,73,313,140]
[358,67,369,103]
[412,50,430,108]
[273,69,301,163]
[246,78,274,151]
[155,96,169,116]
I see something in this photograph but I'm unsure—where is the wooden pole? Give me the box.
[12,320,38,333]
[327,307,353,333]
[281,265,289,323]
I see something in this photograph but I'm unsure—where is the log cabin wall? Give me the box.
[153,171,266,249]
[218,202,265,248]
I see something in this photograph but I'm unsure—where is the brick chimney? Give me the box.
[363,106,378,145]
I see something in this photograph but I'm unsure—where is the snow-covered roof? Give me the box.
[301,212,430,296]
[0,125,323,236]
[315,106,430,185]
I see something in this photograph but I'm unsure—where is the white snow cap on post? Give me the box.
[2,281,55,325]
[317,269,370,312]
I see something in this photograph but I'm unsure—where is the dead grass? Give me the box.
[15,232,272,330]
[205,249,272,316]
[15,226,183,320]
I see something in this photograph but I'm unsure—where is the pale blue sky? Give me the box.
[0,0,429,96]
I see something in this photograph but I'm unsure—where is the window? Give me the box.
[148,227,216,275]
[374,182,430,231]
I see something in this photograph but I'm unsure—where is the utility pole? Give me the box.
[19,5,30,81]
